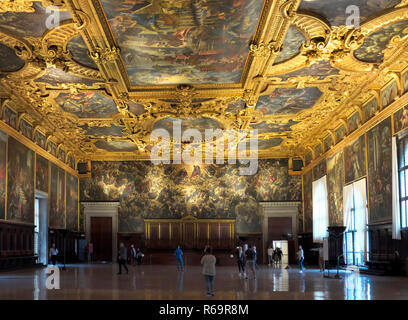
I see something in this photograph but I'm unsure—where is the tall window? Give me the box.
[312,175,329,243]
[398,136,408,228]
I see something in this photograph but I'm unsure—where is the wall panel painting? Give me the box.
[334,125,346,144]
[312,160,326,181]
[314,144,322,158]
[305,151,312,166]
[323,135,333,152]
[381,80,398,109]
[367,117,392,222]
[0,130,6,220]
[302,170,312,233]
[20,119,33,140]
[327,151,344,226]
[403,68,408,94]
[34,130,46,149]
[347,112,361,134]
[393,104,408,135]
[47,141,57,157]
[363,97,378,122]
[80,160,301,234]
[344,135,366,184]
[3,107,17,129]
[49,163,65,229]
[36,154,49,193]
[7,137,34,223]
[66,173,78,231]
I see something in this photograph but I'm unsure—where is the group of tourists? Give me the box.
[235,243,259,279]
[267,245,283,267]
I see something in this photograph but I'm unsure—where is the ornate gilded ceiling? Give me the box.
[0,0,408,167]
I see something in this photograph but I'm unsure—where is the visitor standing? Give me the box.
[236,244,245,276]
[253,245,259,269]
[88,241,94,264]
[175,245,184,271]
[117,242,128,275]
[49,243,58,266]
[245,245,256,279]
[130,244,137,265]
[297,245,304,273]
[267,245,274,266]
[136,248,143,265]
[201,246,216,297]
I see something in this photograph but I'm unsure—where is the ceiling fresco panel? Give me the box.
[66,35,98,69]
[100,0,265,85]
[34,67,100,86]
[273,25,305,64]
[0,43,25,72]
[153,117,222,138]
[255,87,323,115]
[277,61,340,80]
[80,124,125,137]
[94,140,139,152]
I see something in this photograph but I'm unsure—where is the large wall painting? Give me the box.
[0,130,6,220]
[36,154,49,193]
[334,124,346,144]
[362,97,378,122]
[393,105,408,134]
[367,117,392,222]
[344,135,366,184]
[327,151,344,226]
[34,130,46,149]
[347,112,361,134]
[312,160,326,181]
[49,163,66,229]
[302,170,312,233]
[80,159,301,233]
[3,107,17,129]
[101,0,265,85]
[323,135,333,153]
[7,137,34,223]
[20,119,33,140]
[66,173,78,231]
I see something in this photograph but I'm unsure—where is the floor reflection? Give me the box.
[0,264,406,300]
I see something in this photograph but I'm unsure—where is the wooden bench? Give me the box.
[0,255,38,270]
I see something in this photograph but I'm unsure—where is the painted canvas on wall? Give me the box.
[367,117,392,222]
[7,137,34,223]
[323,135,333,152]
[49,163,66,229]
[66,173,78,231]
[80,160,301,233]
[327,151,344,226]
[393,105,408,134]
[302,170,313,233]
[314,143,322,158]
[20,119,33,140]
[347,112,361,134]
[381,80,398,109]
[47,141,57,157]
[344,135,366,184]
[57,148,66,163]
[0,130,6,220]
[403,68,408,93]
[312,160,326,181]
[305,151,312,166]
[34,130,46,149]
[36,154,49,193]
[101,0,265,85]
[3,107,17,129]
[67,154,75,170]
[363,97,378,122]
[334,124,346,144]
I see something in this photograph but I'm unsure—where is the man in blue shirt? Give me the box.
[175,245,184,271]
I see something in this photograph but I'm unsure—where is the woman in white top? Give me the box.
[201,246,216,297]
[297,245,304,273]
[49,243,58,266]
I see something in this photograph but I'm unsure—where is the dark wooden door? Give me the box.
[268,217,294,263]
[90,217,112,262]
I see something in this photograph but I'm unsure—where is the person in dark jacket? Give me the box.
[117,242,128,275]
[245,245,256,279]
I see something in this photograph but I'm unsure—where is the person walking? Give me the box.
[253,245,259,270]
[276,247,283,266]
[236,244,245,276]
[88,241,94,264]
[245,245,256,279]
[117,242,128,275]
[130,244,137,266]
[49,243,58,266]
[297,245,304,273]
[201,246,216,297]
[175,245,184,271]
[267,245,274,267]
[136,248,143,265]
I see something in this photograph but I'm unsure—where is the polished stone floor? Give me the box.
[0,263,407,300]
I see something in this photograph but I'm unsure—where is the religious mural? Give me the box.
[57,148,66,163]
[347,112,361,134]
[3,107,17,129]
[36,154,49,193]
[344,135,366,184]
[302,170,312,233]
[274,26,305,64]
[381,80,398,109]
[367,117,392,222]
[55,92,119,118]
[67,154,75,170]
[7,137,34,223]
[256,87,322,115]
[327,151,344,226]
[47,140,57,157]
[323,135,333,153]
[49,163,66,229]
[80,159,302,233]
[94,140,139,152]
[67,35,98,69]
[100,0,265,85]
[363,97,378,122]
[66,173,79,231]
[299,0,400,27]
[312,160,326,181]
[0,2,71,38]
[20,119,33,140]
[0,130,6,220]
[278,61,339,81]
[0,43,25,72]
[354,20,408,63]
[334,124,346,144]
[34,130,46,149]
[393,104,408,134]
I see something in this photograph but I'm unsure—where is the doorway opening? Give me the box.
[35,191,48,265]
